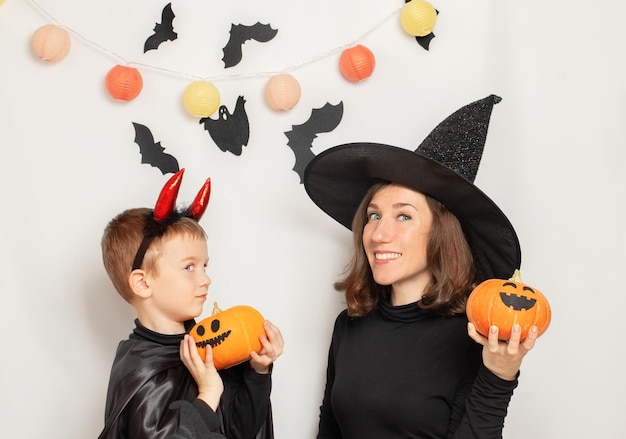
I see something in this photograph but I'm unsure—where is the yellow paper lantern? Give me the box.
[400,0,437,37]
[183,81,220,117]
[264,74,301,111]
[339,45,376,82]
[31,24,71,62]
[105,65,143,101]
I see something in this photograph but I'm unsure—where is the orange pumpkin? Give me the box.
[466,270,551,341]
[191,303,266,370]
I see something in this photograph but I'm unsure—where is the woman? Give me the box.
[303,95,538,438]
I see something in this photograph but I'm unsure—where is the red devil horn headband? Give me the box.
[132,169,212,271]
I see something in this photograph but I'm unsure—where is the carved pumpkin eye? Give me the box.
[466,270,551,341]
[190,303,266,370]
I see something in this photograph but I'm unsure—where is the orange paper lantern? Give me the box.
[31,24,71,62]
[264,74,301,111]
[105,65,143,101]
[183,81,220,117]
[339,45,375,82]
[400,0,437,37]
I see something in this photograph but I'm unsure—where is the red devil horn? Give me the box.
[186,177,211,221]
[154,169,185,221]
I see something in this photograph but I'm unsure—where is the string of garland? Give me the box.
[25,0,439,116]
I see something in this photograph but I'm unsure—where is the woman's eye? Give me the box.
[185,264,194,271]
[399,214,411,221]
[367,212,381,221]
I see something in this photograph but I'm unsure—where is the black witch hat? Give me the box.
[303,94,520,281]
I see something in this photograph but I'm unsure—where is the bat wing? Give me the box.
[415,32,435,50]
[144,3,178,52]
[221,22,278,68]
[285,102,344,183]
[132,122,180,174]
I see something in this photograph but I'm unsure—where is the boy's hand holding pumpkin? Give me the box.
[180,334,224,410]
[249,320,284,374]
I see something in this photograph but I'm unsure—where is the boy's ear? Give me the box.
[128,269,152,299]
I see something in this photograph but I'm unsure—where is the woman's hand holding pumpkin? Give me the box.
[249,320,284,374]
[467,322,539,381]
[180,334,224,410]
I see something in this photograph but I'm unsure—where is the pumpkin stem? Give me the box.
[510,269,522,282]
[212,302,222,315]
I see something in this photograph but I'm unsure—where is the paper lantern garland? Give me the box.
[105,65,144,101]
[26,1,441,114]
[32,24,71,62]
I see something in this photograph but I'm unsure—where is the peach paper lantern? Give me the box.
[339,45,376,82]
[264,74,301,111]
[183,81,220,117]
[32,24,71,62]
[105,65,143,101]
[400,0,437,37]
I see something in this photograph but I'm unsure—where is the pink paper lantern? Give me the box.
[264,74,301,111]
[32,24,71,62]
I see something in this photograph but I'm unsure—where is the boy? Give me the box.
[98,170,283,438]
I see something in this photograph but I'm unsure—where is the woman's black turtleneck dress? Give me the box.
[317,299,518,439]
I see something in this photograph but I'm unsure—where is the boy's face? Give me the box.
[145,234,210,325]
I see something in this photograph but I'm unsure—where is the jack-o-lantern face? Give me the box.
[499,281,538,311]
[466,270,551,341]
[191,304,266,370]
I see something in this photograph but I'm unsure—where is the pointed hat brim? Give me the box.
[303,96,520,281]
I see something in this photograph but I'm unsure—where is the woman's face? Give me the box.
[362,184,433,302]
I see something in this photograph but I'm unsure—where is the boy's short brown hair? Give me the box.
[101,207,207,302]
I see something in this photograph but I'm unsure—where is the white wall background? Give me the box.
[1,0,625,437]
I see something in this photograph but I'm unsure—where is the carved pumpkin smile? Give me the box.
[193,318,232,349]
[499,282,537,311]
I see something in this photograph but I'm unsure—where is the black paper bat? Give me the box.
[404,0,438,50]
[284,102,344,183]
[222,22,278,68]
[144,3,177,52]
[199,96,250,156]
[131,122,180,174]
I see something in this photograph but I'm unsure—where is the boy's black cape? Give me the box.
[98,337,273,438]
